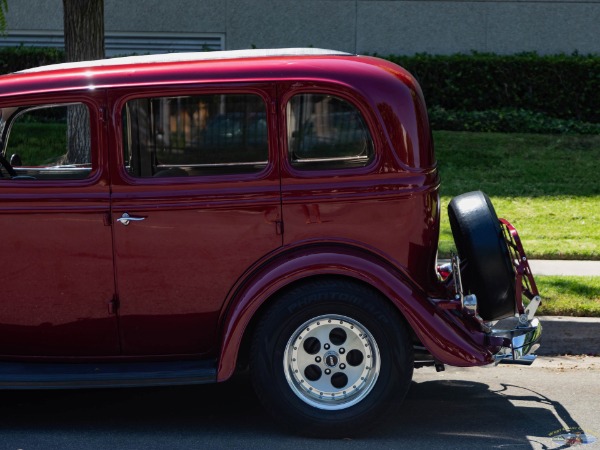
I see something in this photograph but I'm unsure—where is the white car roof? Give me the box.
[20,48,351,73]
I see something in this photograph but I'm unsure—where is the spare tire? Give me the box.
[448,191,516,321]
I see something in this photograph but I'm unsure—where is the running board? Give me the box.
[0,359,216,389]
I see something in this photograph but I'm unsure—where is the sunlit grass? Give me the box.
[536,276,600,317]
[439,195,600,259]
[434,131,600,259]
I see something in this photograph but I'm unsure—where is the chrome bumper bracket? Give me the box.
[493,317,542,365]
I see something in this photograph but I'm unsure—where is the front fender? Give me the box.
[216,245,494,381]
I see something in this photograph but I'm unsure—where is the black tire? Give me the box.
[448,191,516,320]
[250,279,413,437]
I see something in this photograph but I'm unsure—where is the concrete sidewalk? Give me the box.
[529,260,600,276]
[439,259,600,276]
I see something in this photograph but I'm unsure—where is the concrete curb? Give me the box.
[537,316,600,356]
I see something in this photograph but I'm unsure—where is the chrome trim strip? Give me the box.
[157,161,267,169]
[291,155,369,164]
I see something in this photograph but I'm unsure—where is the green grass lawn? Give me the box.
[536,276,600,317]
[435,131,600,260]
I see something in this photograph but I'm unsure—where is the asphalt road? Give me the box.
[0,356,598,449]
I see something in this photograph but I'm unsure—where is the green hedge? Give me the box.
[383,52,600,124]
[2,47,599,129]
[429,107,600,135]
[0,46,64,74]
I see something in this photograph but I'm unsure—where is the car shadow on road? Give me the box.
[0,375,583,449]
[386,378,583,449]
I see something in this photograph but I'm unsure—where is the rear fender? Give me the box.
[217,245,493,381]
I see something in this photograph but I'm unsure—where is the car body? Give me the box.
[0,48,542,436]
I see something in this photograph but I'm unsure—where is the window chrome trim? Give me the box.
[291,155,369,164]
[157,161,267,169]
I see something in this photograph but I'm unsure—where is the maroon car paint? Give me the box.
[0,52,495,376]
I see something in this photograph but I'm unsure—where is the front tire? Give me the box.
[250,279,413,437]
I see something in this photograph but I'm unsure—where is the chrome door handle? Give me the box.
[117,213,146,226]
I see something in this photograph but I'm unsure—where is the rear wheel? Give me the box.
[448,191,516,320]
[250,279,413,437]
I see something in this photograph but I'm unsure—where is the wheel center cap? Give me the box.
[324,351,339,367]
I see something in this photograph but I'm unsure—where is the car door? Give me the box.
[109,86,282,356]
[0,93,120,357]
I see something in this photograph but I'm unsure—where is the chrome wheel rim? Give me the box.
[283,314,381,410]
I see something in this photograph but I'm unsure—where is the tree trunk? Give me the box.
[63,0,104,164]
[63,0,104,62]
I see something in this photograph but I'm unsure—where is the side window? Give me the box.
[287,94,374,170]
[122,94,268,178]
[0,103,92,180]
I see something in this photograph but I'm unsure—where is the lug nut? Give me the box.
[340,363,346,370]
[339,348,345,354]
[325,369,331,375]
[315,356,322,363]
[324,343,330,350]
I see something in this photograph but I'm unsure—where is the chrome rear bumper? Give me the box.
[492,317,542,365]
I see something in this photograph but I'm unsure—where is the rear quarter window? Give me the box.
[287,94,374,171]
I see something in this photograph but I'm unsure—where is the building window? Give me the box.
[0,31,224,56]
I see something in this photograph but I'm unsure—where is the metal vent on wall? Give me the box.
[0,31,225,56]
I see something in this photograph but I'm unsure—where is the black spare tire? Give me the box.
[448,191,516,321]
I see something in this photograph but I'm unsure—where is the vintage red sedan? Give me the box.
[0,48,541,436]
